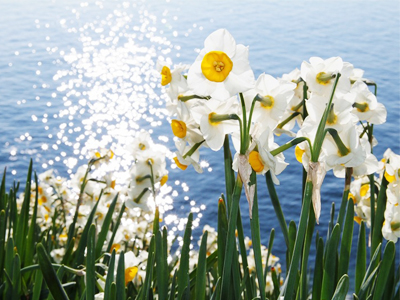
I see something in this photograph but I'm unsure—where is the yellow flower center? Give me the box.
[355,102,370,112]
[39,195,47,206]
[354,216,362,225]
[316,72,332,85]
[208,112,221,125]
[173,157,188,170]
[201,51,233,82]
[360,184,369,197]
[348,193,356,204]
[248,151,264,173]
[160,174,168,186]
[161,66,172,86]
[125,266,138,286]
[390,221,400,231]
[260,95,275,109]
[295,146,305,163]
[171,119,187,138]
[110,180,116,189]
[384,170,395,183]
[138,143,146,150]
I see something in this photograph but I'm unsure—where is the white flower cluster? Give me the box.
[159,29,387,185]
[19,130,168,265]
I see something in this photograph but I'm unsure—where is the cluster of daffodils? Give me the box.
[159,28,395,223]
[18,130,169,266]
[350,148,400,242]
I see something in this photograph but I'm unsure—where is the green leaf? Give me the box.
[153,206,160,234]
[287,220,297,269]
[24,172,40,276]
[355,221,366,294]
[0,210,6,280]
[168,270,177,300]
[264,228,275,283]
[265,171,289,249]
[221,176,242,299]
[116,250,126,300]
[141,235,155,300]
[95,193,119,259]
[15,159,33,260]
[283,181,313,300]
[72,199,100,268]
[177,213,193,300]
[194,231,208,300]
[11,253,21,299]
[104,249,116,300]
[86,224,96,300]
[372,241,395,300]
[210,278,221,300]
[218,197,228,278]
[338,199,354,279]
[371,176,389,257]
[36,243,69,300]
[332,274,349,300]
[106,203,125,253]
[312,237,324,300]
[156,230,168,300]
[32,270,43,300]
[321,223,341,300]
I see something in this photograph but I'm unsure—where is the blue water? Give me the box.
[1,0,399,286]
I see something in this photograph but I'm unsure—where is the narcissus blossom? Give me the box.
[345,80,387,124]
[187,29,255,99]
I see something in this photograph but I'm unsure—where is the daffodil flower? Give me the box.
[382,203,400,242]
[173,139,203,173]
[301,56,351,96]
[191,97,240,151]
[157,61,189,99]
[306,93,356,133]
[345,80,387,124]
[244,74,296,130]
[187,29,255,99]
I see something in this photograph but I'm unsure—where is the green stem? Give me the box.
[239,93,248,151]
[270,137,313,157]
[178,94,211,102]
[311,73,341,162]
[277,112,301,129]
[183,140,205,158]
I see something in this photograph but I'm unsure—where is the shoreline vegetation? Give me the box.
[1,28,399,299]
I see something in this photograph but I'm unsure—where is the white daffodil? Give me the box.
[300,57,351,96]
[382,203,400,243]
[173,139,203,173]
[244,74,296,130]
[344,80,387,124]
[306,93,357,133]
[187,29,255,99]
[170,101,204,144]
[126,131,154,158]
[382,148,400,185]
[325,125,366,170]
[157,61,190,99]
[247,127,288,185]
[191,97,239,151]
[350,176,373,227]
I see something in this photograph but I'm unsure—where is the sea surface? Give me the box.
[1,0,399,283]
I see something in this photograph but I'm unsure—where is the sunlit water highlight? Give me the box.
[1,0,399,273]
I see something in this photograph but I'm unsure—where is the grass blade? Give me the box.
[32,270,43,300]
[11,254,21,299]
[312,237,324,300]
